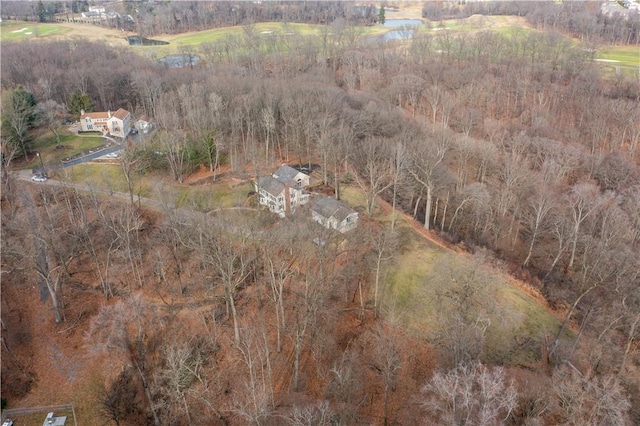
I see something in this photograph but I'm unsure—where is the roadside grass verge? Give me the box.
[57,164,145,196]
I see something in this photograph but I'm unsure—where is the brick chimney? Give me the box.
[284,188,291,217]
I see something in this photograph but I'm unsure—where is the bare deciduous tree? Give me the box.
[552,366,631,425]
[88,296,166,426]
[421,362,518,426]
[371,326,402,426]
[352,137,393,218]
[408,129,451,230]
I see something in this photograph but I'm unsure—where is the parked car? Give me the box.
[31,175,47,182]
[105,152,120,159]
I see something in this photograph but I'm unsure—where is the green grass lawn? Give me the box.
[167,22,323,45]
[0,22,70,41]
[596,44,640,68]
[57,163,148,197]
[23,130,104,170]
[339,184,369,212]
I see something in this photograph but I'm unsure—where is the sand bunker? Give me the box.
[12,27,29,33]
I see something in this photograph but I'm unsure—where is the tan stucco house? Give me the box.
[80,108,131,139]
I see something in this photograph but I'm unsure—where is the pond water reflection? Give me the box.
[368,19,424,43]
[383,19,423,28]
[126,36,169,46]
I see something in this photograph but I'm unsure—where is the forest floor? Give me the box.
[3,146,574,424]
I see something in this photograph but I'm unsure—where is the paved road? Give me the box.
[60,145,122,168]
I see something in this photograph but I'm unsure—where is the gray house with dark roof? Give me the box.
[273,164,310,188]
[311,197,358,233]
[255,165,310,217]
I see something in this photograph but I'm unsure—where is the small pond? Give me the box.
[127,36,169,46]
[157,54,201,68]
[383,19,423,28]
[368,28,416,43]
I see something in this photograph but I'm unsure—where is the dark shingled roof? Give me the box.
[273,164,304,181]
[312,197,356,222]
[257,176,285,197]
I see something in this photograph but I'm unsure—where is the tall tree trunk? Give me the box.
[619,312,640,376]
[424,184,433,230]
[228,290,240,347]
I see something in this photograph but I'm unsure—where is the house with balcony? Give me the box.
[80,108,131,139]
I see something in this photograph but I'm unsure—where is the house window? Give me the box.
[88,124,93,130]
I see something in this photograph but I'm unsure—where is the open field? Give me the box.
[0,22,71,40]
[0,21,127,45]
[596,44,640,69]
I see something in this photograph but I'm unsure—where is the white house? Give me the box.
[272,164,310,188]
[135,116,152,134]
[255,165,310,217]
[80,108,131,139]
[88,5,106,13]
[311,197,358,233]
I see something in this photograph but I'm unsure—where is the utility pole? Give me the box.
[36,151,46,176]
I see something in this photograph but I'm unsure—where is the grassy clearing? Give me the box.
[339,184,368,212]
[386,237,443,317]
[173,181,253,212]
[497,284,567,342]
[57,163,140,195]
[385,233,566,365]
[0,22,70,41]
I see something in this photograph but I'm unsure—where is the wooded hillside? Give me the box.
[1,2,639,424]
